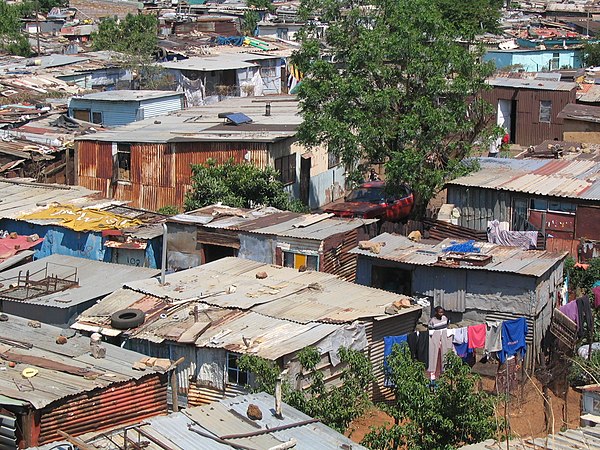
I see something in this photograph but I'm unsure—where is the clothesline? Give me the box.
[384,317,528,378]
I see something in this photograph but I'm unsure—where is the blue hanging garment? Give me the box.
[498,318,527,364]
[383,335,407,386]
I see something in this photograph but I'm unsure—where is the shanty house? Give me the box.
[72,257,422,403]
[68,90,185,127]
[161,53,284,105]
[75,97,345,211]
[0,314,169,449]
[0,254,159,326]
[483,48,583,73]
[558,103,600,143]
[351,233,568,369]
[445,156,600,256]
[28,392,365,450]
[167,205,377,280]
[481,77,578,146]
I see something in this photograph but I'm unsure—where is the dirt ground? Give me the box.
[345,375,582,446]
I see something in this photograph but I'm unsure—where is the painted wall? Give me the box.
[68,95,183,127]
[0,219,160,268]
[484,49,583,71]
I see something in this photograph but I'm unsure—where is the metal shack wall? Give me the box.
[322,229,360,281]
[481,86,576,146]
[76,139,269,210]
[36,373,167,446]
[138,96,184,120]
[447,185,513,231]
[370,310,422,402]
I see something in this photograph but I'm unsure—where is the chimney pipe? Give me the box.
[265,102,271,117]
[275,375,283,419]
[161,223,168,285]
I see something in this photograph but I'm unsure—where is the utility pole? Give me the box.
[35,0,41,56]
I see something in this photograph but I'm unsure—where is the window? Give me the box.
[260,59,277,78]
[117,143,131,181]
[283,252,318,270]
[539,100,552,123]
[530,197,576,214]
[277,28,289,40]
[226,352,248,385]
[550,52,560,70]
[275,154,296,185]
[328,151,340,168]
[72,109,91,122]
[91,112,102,124]
[530,198,548,211]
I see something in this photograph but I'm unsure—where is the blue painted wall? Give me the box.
[0,219,161,268]
[484,48,583,72]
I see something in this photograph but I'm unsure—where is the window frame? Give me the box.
[116,143,132,182]
[226,352,249,386]
[283,251,318,270]
[91,111,103,125]
[274,154,296,185]
[539,100,552,123]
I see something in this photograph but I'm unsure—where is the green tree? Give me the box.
[0,2,32,56]
[362,346,498,450]
[92,14,166,88]
[433,0,502,39]
[37,0,68,13]
[293,0,495,214]
[242,10,260,36]
[185,159,307,212]
[238,346,374,433]
[583,42,600,67]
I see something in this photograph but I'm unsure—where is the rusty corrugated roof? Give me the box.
[447,157,600,200]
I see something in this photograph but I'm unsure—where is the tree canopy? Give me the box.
[184,159,307,212]
[293,0,496,213]
[239,346,374,433]
[362,347,498,449]
[0,2,32,56]
[92,13,158,55]
[583,41,600,67]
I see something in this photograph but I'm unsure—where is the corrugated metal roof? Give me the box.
[172,205,375,240]
[29,392,365,449]
[487,77,579,91]
[74,257,419,354]
[0,254,159,309]
[349,233,567,277]
[447,157,600,201]
[121,257,418,321]
[0,178,103,219]
[461,426,600,449]
[0,314,163,409]
[73,90,182,102]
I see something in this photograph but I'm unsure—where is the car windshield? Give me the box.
[346,187,384,203]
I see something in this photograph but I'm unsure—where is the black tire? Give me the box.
[111,308,146,330]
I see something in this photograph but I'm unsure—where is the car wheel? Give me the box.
[110,308,146,330]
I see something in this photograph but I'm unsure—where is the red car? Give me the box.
[324,181,414,221]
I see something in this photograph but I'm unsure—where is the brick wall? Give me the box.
[70,0,142,20]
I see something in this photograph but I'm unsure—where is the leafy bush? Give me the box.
[184,159,307,213]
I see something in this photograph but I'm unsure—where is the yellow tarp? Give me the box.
[19,205,142,232]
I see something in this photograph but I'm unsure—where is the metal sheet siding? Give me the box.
[37,374,168,445]
[139,96,184,119]
[130,143,173,187]
[370,310,421,402]
[77,140,113,180]
[481,86,577,146]
[447,185,512,231]
[322,229,358,281]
